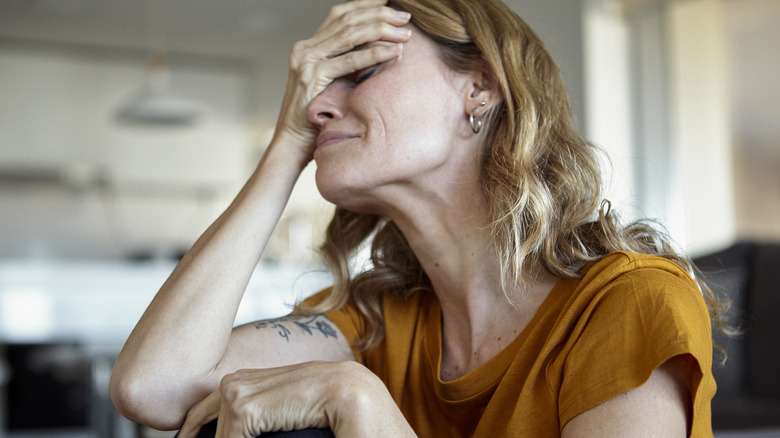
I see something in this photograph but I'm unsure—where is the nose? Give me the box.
[306,83,345,128]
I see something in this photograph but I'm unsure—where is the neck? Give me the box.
[384,187,558,381]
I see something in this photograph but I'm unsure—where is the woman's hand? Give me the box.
[179,361,416,438]
[272,0,412,161]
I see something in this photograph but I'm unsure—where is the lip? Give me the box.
[316,131,360,149]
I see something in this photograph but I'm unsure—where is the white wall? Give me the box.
[584,0,738,256]
[583,0,635,217]
[667,0,735,253]
[0,47,252,259]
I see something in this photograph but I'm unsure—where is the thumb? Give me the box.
[179,390,221,438]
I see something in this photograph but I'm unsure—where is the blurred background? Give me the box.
[0,0,778,436]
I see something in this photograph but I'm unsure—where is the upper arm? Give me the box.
[207,313,355,388]
[561,355,692,438]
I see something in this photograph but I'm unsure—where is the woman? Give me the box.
[109,0,722,436]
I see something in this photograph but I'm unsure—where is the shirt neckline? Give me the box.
[424,278,571,403]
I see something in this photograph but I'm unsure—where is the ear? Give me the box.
[462,69,501,119]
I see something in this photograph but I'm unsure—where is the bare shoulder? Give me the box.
[562,355,692,438]
[209,313,355,387]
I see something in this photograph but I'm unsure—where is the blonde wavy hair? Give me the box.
[296,0,730,350]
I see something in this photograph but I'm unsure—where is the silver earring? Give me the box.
[470,101,487,134]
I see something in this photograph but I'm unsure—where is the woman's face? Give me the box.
[307,27,482,216]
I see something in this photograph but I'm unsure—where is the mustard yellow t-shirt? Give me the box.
[318,251,716,437]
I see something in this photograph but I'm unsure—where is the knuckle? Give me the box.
[379,22,397,35]
[371,43,395,60]
[219,373,243,399]
[297,77,311,95]
[298,68,313,87]
[290,42,305,58]
[336,8,358,26]
[338,7,363,25]
[342,53,360,71]
[381,6,399,20]
[289,56,301,71]
[339,25,357,43]
[220,370,239,384]
[289,43,308,69]
[328,3,348,17]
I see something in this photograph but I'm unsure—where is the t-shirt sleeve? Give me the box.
[302,289,366,363]
[557,261,715,435]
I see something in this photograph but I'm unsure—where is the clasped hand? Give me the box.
[179,361,387,437]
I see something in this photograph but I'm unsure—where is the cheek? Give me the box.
[313,68,466,205]
[361,75,462,154]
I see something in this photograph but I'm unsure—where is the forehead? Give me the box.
[398,29,461,88]
[403,26,441,58]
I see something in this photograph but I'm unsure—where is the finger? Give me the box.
[318,0,390,31]
[216,379,328,436]
[308,5,412,52]
[214,363,366,437]
[217,363,334,419]
[219,362,319,392]
[179,390,221,438]
[321,4,411,35]
[294,22,410,75]
[330,20,412,58]
[313,42,403,85]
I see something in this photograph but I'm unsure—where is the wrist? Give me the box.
[328,362,416,437]
[254,133,311,179]
[267,127,316,166]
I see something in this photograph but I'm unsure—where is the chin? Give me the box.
[316,169,364,209]
[316,175,387,216]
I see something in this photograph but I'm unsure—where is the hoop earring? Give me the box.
[470,101,487,134]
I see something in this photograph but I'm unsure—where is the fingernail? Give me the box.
[395,26,412,36]
[395,11,411,20]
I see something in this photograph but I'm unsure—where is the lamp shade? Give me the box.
[116,54,207,126]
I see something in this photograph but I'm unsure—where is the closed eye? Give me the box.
[350,66,378,87]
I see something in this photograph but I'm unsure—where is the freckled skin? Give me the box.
[308,29,474,217]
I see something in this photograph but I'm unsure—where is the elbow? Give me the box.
[109,369,189,431]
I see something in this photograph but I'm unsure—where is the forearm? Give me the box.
[110,138,310,428]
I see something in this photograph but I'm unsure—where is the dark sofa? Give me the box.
[694,241,780,430]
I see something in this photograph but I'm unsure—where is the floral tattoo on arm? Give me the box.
[253,314,338,343]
